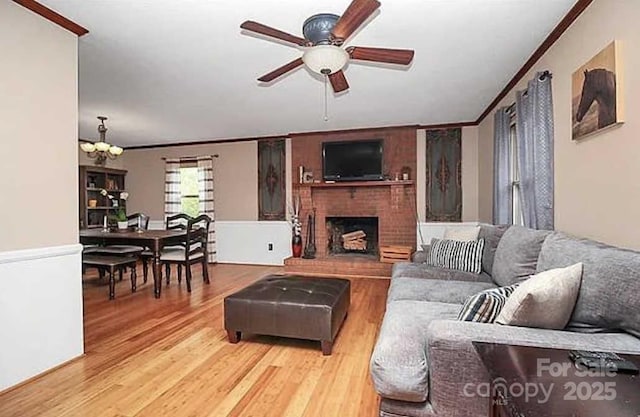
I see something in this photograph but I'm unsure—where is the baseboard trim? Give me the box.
[0,353,85,396]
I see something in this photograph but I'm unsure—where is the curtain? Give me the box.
[164,159,181,221]
[516,72,554,230]
[197,157,217,263]
[493,107,512,225]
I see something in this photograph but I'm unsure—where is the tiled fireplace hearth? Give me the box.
[285,181,416,278]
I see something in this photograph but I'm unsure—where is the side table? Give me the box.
[473,342,640,417]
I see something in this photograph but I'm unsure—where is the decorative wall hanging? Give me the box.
[572,41,623,140]
[425,128,462,222]
[258,139,286,220]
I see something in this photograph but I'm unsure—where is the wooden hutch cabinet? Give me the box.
[79,166,127,229]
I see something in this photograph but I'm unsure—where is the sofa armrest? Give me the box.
[411,245,431,263]
[425,320,491,417]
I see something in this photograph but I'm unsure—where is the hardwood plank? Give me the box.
[0,264,389,417]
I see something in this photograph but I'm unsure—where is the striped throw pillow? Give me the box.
[457,284,520,323]
[427,238,485,274]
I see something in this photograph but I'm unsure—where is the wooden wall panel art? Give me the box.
[425,128,462,222]
[258,139,286,220]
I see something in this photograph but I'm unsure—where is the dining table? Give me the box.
[79,228,187,298]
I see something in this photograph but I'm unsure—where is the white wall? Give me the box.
[0,245,84,391]
[216,221,292,265]
[0,2,84,390]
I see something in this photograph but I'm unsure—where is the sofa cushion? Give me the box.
[458,284,519,323]
[388,277,496,304]
[478,224,510,276]
[444,226,480,241]
[370,301,460,402]
[536,233,640,337]
[492,225,550,287]
[392,262,493,283]
[497,263,583,329]
[427,238,485,274]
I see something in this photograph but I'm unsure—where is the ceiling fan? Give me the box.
[240,0,414,93]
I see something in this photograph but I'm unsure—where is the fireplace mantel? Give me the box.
[298,180,413,189]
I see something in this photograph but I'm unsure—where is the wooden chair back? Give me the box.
[185,214,211,261]
[166,213,193,231]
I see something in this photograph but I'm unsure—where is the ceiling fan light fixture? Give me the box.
[302,45,349,75]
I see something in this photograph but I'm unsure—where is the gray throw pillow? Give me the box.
[496,263,583,329]
[458,284,519,323]
[492,225,551,287]
[478,224,510,276]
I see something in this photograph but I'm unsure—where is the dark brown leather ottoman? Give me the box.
[224,275,350,355]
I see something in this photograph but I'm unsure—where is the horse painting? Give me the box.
[576,68,617,129]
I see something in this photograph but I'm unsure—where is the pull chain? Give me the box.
[323,74,329,122]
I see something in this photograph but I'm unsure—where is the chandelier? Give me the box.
[79,116,123,165]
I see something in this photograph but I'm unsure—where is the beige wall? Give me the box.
[0,1,78,251]
[477,0,640,249]
[124,141,259,221]
[417,126,480,222]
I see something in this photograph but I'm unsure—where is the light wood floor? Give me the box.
[0,264,389,417]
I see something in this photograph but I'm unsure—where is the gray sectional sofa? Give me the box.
[370,224,640,417]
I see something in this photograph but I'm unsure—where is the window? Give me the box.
[180,166,199,218]
[509,117,524,226]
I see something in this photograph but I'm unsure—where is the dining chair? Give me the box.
[141,213,193,283]
[159,214,211,292]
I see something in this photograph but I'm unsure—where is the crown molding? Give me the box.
[475,0,593,124]
[13,0,88,36]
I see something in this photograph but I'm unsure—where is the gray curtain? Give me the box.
[515,72,554,230]
[493,107,511,225]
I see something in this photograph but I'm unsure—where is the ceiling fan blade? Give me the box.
[328,70,349,93]
[332,0,381,42]
[347,46,415,65]
[240,20,308,46]
[257,57,305,82]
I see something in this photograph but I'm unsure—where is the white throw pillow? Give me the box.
[444,226,480,242]
[496,263,583,329]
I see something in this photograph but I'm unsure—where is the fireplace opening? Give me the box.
[326,217,378,256]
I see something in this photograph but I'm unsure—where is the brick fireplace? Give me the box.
[297,182,416,258]
[285,127,417,278]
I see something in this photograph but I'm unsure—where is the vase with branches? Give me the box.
[289,193,303,257]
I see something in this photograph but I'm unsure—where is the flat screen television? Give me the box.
[322,139,383,181]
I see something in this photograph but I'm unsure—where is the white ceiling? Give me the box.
[40,0,576,147]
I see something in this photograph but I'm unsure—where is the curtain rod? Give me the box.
[504,70,552,114]
[162,155,219,161]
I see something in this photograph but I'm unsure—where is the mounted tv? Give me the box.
[323,139,383,182]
